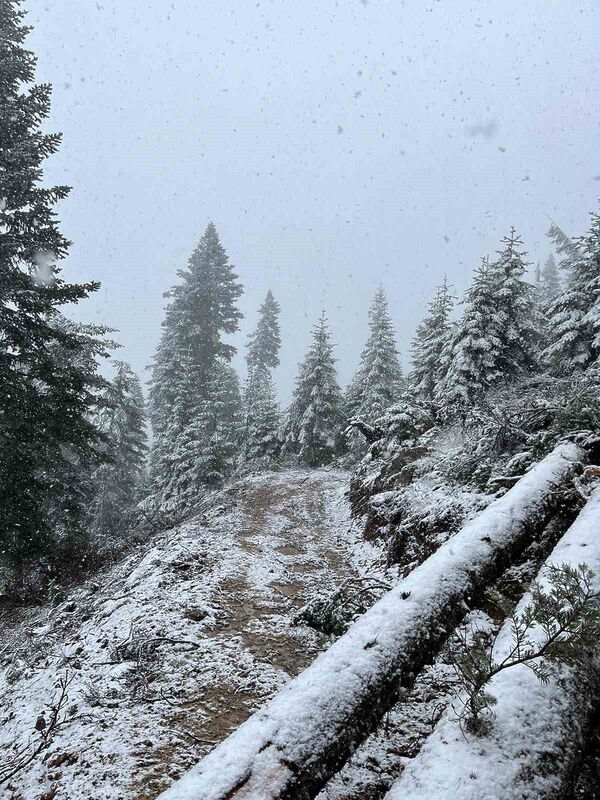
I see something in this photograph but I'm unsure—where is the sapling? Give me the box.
[452,563,600,735]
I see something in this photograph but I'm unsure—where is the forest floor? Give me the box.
[0,468,381,800]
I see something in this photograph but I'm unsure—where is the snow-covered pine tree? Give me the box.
[243,290,281,460]
[244,366,280,460]
[0,3,109,567]
[544,213,600,373]
[582,213,600,357]
[410,277,454,407]
[539,254,561,303]
[439,230,540,415]
[148,222,243,510]
[88,361,148,548]
[491,227,541,377]
[246,289,281,371]
[284,312,343,466]
[437,258,499,411]
[345,286,403,424]
[206,362,244,480]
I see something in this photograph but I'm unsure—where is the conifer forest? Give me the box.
[2,1,600,798]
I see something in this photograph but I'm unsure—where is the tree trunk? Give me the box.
[157,442,585,800]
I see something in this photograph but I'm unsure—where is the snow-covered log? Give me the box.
[383,484,600,800]
[157,442,585,800]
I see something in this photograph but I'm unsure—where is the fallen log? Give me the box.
[157,442,585,800]
[487,474,522,488]
[384,485,600,800]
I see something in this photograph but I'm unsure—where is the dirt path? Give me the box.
[0,468,369,800]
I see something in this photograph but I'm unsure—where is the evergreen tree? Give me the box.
[148,222,243,509]
[284,312,343,466]
[410,277,454,406]
[439,230,540,414]
[544,213,600,373]
[345,286,403,424]
[88,361,148,547]
[0,3,109,566]
[246,289,281,370]
[491,227,541,377]
[243,290,281,459]
[539,254,561,302]
[244,366,280,460]
[583,214,600,356]
[207,362,243,480]
[437,258,501,410]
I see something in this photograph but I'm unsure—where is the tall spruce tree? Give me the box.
[148,222,243,510]
[0,3,109,566]
[491,227,541,377]
[539,254,561,302]
[283,312,343,466]
[244,366,280,460]
[243,290,281,460]
[345,286,403,424]
[246,289,281,370]
[437,258,500,410]
[88,361,148,547]
[410,277,454,406]
[206,362,243,480]
[544,213,600,373]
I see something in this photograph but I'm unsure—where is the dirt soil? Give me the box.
[0,468,372,800]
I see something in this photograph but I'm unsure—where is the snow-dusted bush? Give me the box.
[296,578,389,637]
[452,563,600,735]
[348,370,600,570]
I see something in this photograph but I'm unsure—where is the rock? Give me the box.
[184,606,208,622]
[48,751,78,768]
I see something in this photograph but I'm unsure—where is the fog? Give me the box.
[29,0,600,400]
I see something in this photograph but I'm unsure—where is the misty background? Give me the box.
[28,0,600,400]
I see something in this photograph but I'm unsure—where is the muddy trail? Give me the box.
[0,469,373,800]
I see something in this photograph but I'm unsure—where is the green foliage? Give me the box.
[411,277,454,407]
[543,215,600,373]
[538,253,561,302]
[148,223,243,511]
[544,368,600,444]
[453,563,600,735]
[376,393,436,448]
[87,361,148,549]
[246,289,281,371]
[283,311,344,466]
[346,286,404,429]
[244,365,280,460]
[0,5,110,568]
[439,230,541,415]
[243,291,281,460]
[296,578,389,637]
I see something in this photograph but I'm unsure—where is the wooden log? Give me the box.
[157,443,585,800]
[384,485,600,800]
[487,474,522,488]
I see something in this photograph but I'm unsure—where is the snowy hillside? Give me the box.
[0,470,378,800]
[4,3,600,799]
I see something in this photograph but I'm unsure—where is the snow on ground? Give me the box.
[155,442,584,800]
[0,468,373,800]
[384,484,600,800]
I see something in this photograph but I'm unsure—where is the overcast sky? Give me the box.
[29,0,600,401]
